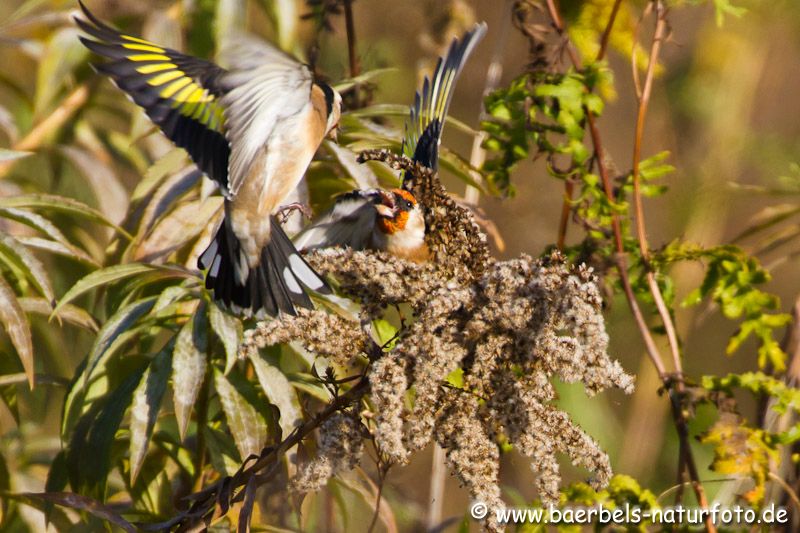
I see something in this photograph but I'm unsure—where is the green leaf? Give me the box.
[0,207,96,264]
[333,68,397,93]
[0,276,33,387]
[214,367,269,461]
[209,302,242,375]
[0,148,32,162]
[0,233,54,303]
[18,297,98,332]
[172,306,208,441]
[248,348,301,441]
[0,194,131,239]
[34,27,88,114]
[83,297,157,386]
[54,263,157,314]
[129,344,173,484]
[66,367,144,498]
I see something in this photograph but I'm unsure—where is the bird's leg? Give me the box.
[277,202,313,224]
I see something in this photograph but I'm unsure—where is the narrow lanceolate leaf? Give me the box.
[21,492,136,533]
[248,351,302,440]
[0,194,132,239]
[34,27,88,114]
[324,141,379,190]
[214,367,268,461]
[0,276,33,387]
[173,307,208,441]
[83,297,157,385]
[16,236,97,266]
[0,207,96,265]
[0,233,55,303]
[209,302,243,374]
[0,148,32,162]
[67,368,145,498]
[129,344,173,484]
[134,197,223,263]
[60,146,129,225]
[18,297,98,332]
[332,68,397,94]
[54,263,156,314]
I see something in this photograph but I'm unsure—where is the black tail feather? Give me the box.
[199,217,329,317]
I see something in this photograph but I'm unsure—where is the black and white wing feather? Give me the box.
[75,1,231,193]
[293,190,383,252]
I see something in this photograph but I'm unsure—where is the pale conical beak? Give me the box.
[375,204,394,218]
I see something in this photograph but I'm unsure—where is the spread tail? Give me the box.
[198,216,330,317]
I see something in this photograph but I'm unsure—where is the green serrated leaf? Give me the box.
[129,343,173,484]
[83,297,157,386]
[173,306,208,441]
[0,276,33,387]
[0,194,131,239]
[209,302,242,375]
[54,263,156,314]
[214,366,269,461]
[248,349,301,441]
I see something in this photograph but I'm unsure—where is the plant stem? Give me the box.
[556,0,622,248]
[542,1,714,528]
[343,0,360,103]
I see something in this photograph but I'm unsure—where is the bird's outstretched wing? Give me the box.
[218,35,314,197]
[75,1,231,193]
[402,22,487,175]
[293,190,382,252]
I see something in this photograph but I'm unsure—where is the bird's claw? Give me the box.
[277,202,313,224]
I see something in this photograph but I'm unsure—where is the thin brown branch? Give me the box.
[558,0,622,248]
[146,375,371,531]
[343,0,360,102]
[630,2,683,378]
[541,2,714,527]
[596,0,624,61]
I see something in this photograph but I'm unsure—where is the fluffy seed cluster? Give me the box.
[241,153,634,531]
[291,411,365,494]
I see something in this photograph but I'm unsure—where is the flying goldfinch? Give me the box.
[75,1,340,316]
[294,23,486,261]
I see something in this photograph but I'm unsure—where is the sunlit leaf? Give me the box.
[60,146,129,225]
[82,297,157,385]
[19,297,98,332]
[0,194,132,239]
[0,276,33,387]
[0,148,32,162]
[134,197,223,263]
[209,302,242,375]
[214,367,269,461]
[129,343,173,484]
[173,306,208,441]
[55,263,163,314]
[34,27,88,114]
[324,141,379,190]
[248,348,301,440]
[333,68,397,93]
[67,368,145,498]
[0,206,96,264]
[0,233,54,303]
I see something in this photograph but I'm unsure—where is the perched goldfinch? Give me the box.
[75,2,340,316]
[294,23,486,260]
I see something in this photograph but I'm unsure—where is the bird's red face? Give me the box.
[376,188,418,235]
